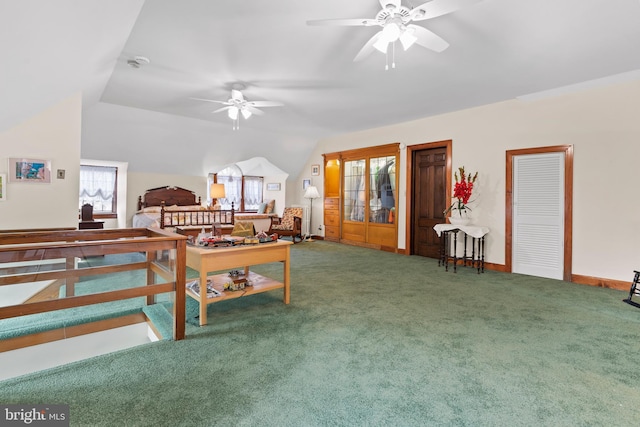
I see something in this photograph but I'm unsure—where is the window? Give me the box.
[211,166,263,211]
[79,165,118,218]
[369,156,396,224]
[344,159,365,222]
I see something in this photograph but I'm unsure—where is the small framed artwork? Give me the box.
[311,164,320,176]
[266,183,281,191]
[8,158,51,183]
[0,174,6,201]
[303,179,311,190]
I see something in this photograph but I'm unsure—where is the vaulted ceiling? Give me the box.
[2,0,640,178]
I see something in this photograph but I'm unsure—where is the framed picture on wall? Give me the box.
[303,179,311,190]
[266,183,281,191]
[311,164,320,176]
[8,158,51,183]
[0,174,6,201]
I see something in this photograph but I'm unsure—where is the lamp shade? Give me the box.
[241,108,252,120]
[304,185,320,200]
[210,183,226,199]
[228,106,239,120]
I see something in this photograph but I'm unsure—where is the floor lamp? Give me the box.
[303,185,320,241]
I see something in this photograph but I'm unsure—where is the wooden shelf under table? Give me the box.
[186,271,284,304]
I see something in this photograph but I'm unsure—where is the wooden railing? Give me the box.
[0,228,187,352]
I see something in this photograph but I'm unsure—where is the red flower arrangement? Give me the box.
[444,166,478,216]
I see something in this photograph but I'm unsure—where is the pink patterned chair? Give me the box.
[269,207,303,243]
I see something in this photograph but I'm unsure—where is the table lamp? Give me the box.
[210,183,226,210]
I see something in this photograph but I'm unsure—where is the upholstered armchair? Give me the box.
[269,207,303,243]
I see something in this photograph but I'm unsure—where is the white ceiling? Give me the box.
[3,0,640,178]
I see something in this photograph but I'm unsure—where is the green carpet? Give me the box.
[1,241,639,426]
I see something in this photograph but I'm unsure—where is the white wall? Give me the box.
[297,79,640,282]
[0,94,82,230]
[263,175,287,216]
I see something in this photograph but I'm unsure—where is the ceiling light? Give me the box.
[228,106,239,120]
[373,38,389,53]
[382,22,401,43]
[399,28,417,50]
[241,108,252,120]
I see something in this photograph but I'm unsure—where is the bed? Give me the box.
[133,186,277,233]
[133,186,234,230]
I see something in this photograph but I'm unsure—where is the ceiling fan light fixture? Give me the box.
[228,106,239,120]
[373,37,389,53]
[381,22,401,43]
[241,108,252,120]
[399,28,417,50]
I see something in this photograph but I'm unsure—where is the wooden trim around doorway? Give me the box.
[405,140,452,255]
[505,145,573,281]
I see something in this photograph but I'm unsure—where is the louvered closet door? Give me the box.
[512,152,564,280]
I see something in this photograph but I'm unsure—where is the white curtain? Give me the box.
[79,165,116,212]
[244,176,263,210]
[216,165,242,210]
[215,165,264,211]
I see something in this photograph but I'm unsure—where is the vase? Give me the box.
[448,211,471,226]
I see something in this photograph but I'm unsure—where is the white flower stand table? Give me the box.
[434,224,490,273]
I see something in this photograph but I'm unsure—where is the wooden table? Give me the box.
[185,239,292,326]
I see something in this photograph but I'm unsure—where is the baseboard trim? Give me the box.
[459,262,629,291]
[571,274,630,291]
[484,262,508,272]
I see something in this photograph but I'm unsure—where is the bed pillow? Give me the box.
[165,205,204,211]
[265,199,275,214]
[137,206,162,214]
[257,203,267,214]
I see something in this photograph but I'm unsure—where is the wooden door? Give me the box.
[412,147,447,257]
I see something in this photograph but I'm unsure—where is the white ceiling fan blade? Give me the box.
[231,89,244,101]
[212,106,231,114]
[244,105,264,116]
[410,0,481,21]
[307,18,378,27]
[408,24,449,52]
[190,97,229,105]
[353,31,384,62]
[249,101,284,108]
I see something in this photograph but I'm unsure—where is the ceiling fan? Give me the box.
[307,0,481,69]
[191,89,283,130]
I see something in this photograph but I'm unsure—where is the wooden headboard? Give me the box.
[137,186,202,210]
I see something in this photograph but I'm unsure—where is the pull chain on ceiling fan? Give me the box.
[307,0,482,69]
